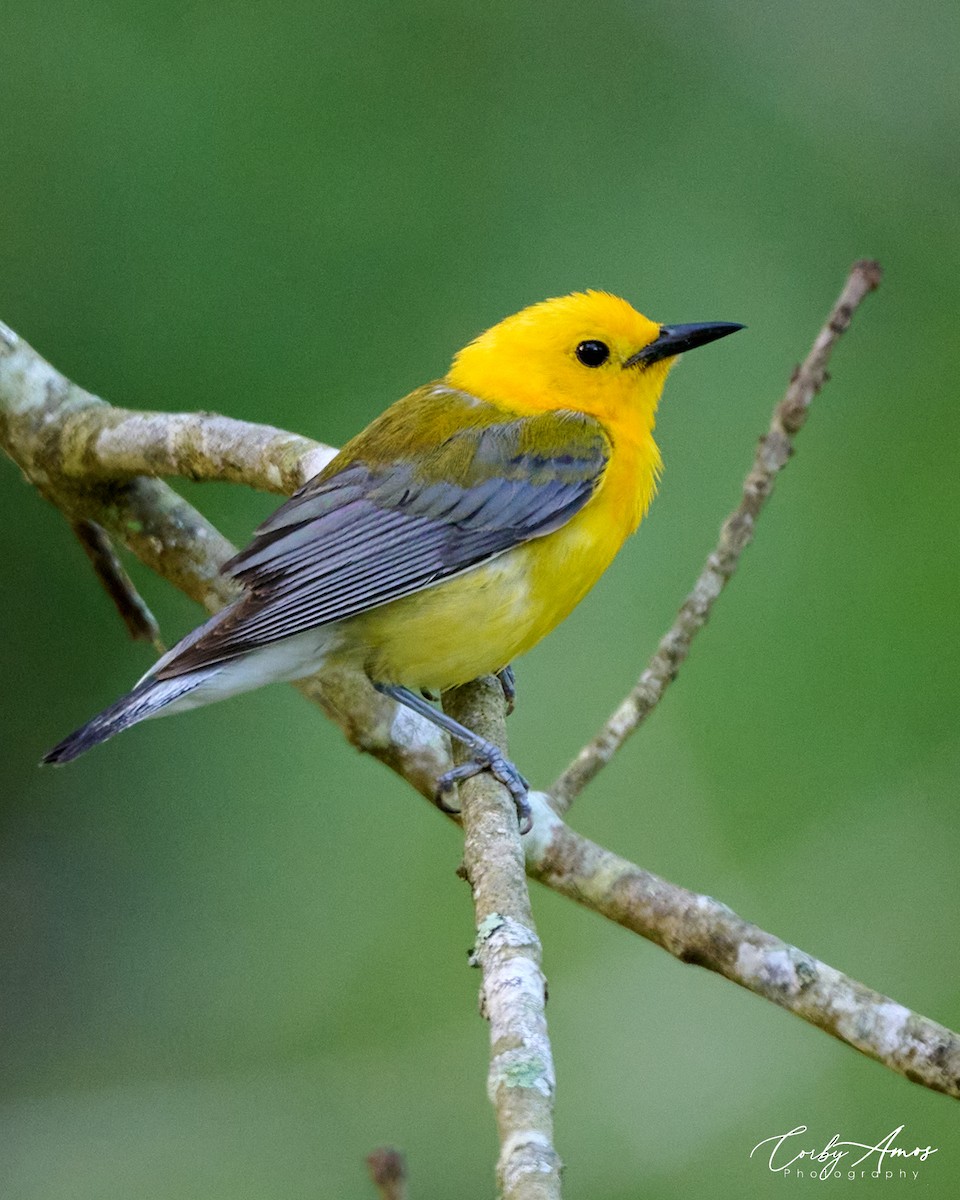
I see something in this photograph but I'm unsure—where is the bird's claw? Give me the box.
[496,665,517,715]
[437,748,532,834]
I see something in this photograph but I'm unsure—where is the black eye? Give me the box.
[575,339,610,367]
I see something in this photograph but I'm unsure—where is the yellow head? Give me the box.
[447,290,742,434]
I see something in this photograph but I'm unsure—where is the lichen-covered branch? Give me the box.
[0,320,333,494]
[444,681,561,1200]
[550,260,884,813]
[61,406,336,494]
[522,793,960,1100]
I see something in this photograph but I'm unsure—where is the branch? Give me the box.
[444,681,561,1199]
[522,793,960,1100]
[365,1147,408,1200]
[70,517,163,648]
[61,406,335,493]
[550,260,884,812]
[0,327,335,492]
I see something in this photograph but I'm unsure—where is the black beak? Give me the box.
[624,321,744,368]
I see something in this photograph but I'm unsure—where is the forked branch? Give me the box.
[2,264,952,1138]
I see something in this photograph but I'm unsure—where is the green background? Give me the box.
[2,2,959,1196]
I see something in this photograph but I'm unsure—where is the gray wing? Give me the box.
[156,410,609,678]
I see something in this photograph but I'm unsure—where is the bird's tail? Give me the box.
[41,675,205,765]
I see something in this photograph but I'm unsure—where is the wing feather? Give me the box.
[156,398,610,679]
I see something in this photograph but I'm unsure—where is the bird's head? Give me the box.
[447,290,742,431]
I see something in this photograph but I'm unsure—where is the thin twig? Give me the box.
[365,1147,408,1200]
[444,680,561,1199]
[522,792,960,1099]
[71,518,163,648]
[549,260,884,813]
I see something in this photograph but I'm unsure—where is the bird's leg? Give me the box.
[374,683,531,833]
[496,664,516,715]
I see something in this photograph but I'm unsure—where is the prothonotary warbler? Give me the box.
[43,292,742,830]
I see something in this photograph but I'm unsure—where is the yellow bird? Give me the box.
[43,292,742,829]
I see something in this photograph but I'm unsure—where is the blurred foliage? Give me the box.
[2,1,959,1196]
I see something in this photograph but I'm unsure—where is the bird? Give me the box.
[42,292,743,830]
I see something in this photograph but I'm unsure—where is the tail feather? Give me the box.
[42,622,338,765]
[41,676,204,765]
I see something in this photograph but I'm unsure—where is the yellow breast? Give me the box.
[346,417,658,691]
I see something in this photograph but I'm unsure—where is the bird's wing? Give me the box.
[156,393,610,678]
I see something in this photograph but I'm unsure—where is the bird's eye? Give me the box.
[575,340,610,368]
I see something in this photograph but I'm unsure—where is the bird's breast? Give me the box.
[343,421,658,691]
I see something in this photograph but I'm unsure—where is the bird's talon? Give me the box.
[437,761,479,794]
[496,665,517,715]
[434,784,461,815]
[437,750,532,833]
